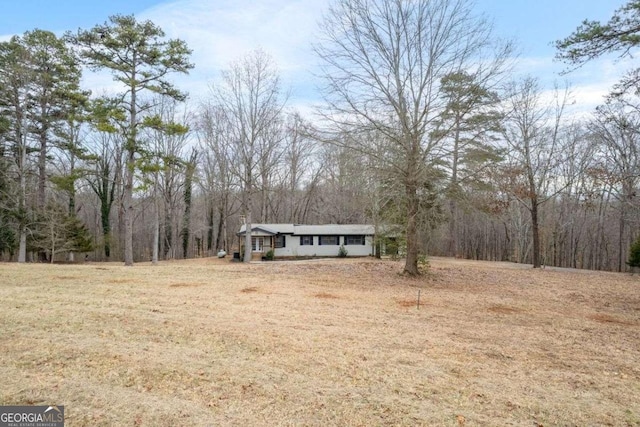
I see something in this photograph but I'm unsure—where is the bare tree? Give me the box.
[544,124,595,269]
[315,0,511,275]
[210,48,286,263]
[197,102,238,254]
[315,141,371,224]
[256,115,285,223]
[589,96,640,271]
[84,98,125,260]
[501,77,582,268]
[181,148,198,258]
[142,98,191,261]
[282,113,317,222]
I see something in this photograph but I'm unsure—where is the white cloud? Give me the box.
[139,0,329,107]
[25,0,628,120]
[505,52,631,119]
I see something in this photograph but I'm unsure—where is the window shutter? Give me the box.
[336,235,340,245]
[300,236,303,246]
[319,236,322,246]
[282,235,286,248]
[362,235,366,245]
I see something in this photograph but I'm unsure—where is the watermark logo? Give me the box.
[0,405,64,427]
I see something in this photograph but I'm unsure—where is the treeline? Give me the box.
[0,17,375,264]
[1,1,639,272]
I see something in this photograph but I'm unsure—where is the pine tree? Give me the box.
[69,14,193,266]
[0,30,84,262]
[627,235,640,269]
[28,202,93,262]
[0,158,17,258]
[556,1,640,95]
[434,71,504,257]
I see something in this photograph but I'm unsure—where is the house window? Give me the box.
[346,235,365,245]
[300,235,313,246]
[319,235,339,245]
[251,237,264,252]
[274,235,286,248]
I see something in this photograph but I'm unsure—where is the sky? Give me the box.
[0,0,629,115]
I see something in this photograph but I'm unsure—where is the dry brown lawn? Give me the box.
[0,257,639,426]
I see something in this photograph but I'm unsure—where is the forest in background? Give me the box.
[1,0,640,273]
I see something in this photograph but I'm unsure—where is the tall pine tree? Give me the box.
[69,15,193,265]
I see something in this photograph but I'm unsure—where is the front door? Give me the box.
[251,237,264,252]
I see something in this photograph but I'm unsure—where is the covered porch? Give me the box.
[237,225,279,261]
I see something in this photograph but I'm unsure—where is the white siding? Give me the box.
[273,235,373,257]
[240,224,376,258]
[342,235,374,256]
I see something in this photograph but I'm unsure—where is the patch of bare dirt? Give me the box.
[588,313,636,326]
[397,298,419,308]
[314,292,339,299]
[487,304,522,314]
[169,282,202,288]
[108,278,138,284]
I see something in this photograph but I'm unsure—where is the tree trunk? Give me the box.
[18,228,26,263]
[17,133,27,263]
[152,189,159,265]
[244,209,252,263]
[215,205,224,251]
[164,216,172,259]
[163,186,173,259]
[404,180,420,275]
[37,131,47,210]
[531,199,541,268]
[37,90,49,226]
[49,219,56,264]
[448,198,458,257]
[100,193,111,259]
[124,58,138,266]
[618,205,625,272]
[243,167,253,262]
[448,113,461,257]
[123,149,135,266]
[403,134,421,276]
[261,178,267,223]
[206,204,214,253]
[68,153,77,263]
[182,150,197,259]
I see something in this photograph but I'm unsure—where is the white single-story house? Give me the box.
[237,223,376,259]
